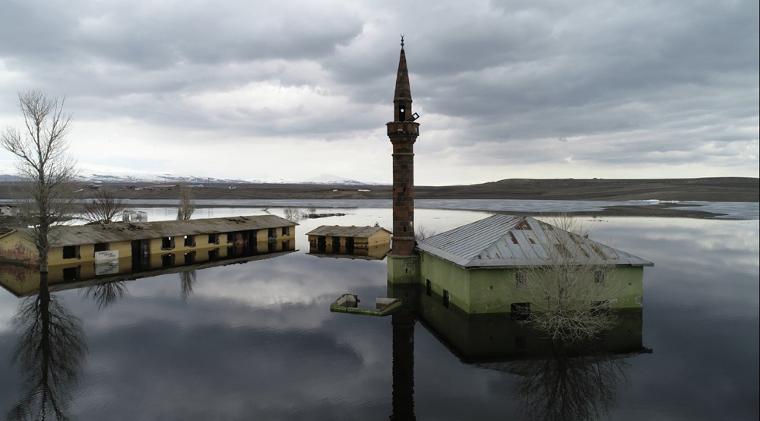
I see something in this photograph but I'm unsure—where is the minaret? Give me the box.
[387,37,419,261]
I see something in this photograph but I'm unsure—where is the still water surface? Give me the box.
[0,207,758,420]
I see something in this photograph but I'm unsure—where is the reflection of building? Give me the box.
[0,215,296,266]
[122,209,148,222]
[417,215,653,314]
[0,240,296,297]
[308,244,390,260]
[415,287,647,363]
[306,225,390,256]
[385,283,649,421]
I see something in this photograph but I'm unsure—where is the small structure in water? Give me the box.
[306,225,390,255]
[330,293,402,317]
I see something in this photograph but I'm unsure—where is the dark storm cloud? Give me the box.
[0,0,756,176]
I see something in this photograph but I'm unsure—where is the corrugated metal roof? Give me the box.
[305,225,391,238]
[12,215,296,247]
[417,214,653,268]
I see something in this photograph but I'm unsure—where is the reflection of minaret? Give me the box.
[390,309,416,421]
[387,37,419,257]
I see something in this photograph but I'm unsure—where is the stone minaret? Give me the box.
[387,39,419,259]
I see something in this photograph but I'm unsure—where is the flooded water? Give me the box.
[0,207,758,420]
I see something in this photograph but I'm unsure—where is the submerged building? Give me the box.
[417,214,652,313]
[383,41,653,315]
[0,215,296,268]
[306,225,391,258]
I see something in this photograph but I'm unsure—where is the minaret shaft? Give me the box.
[387,46,419,257]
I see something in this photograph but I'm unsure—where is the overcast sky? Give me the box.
[0,0,757,185]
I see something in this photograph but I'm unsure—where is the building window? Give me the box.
[511,303,531,320]
[442,290,450,308]
[594,270,605,283]
[94,243,108,253]
[62,245,79,259]
[227,232,237,244]
[183,251,196,265]
[184,235,195,247]
[515,271,527,288]
[281,226,289,236]
[426,279,432,296]
[161,253,175,267]
[62,266,80,281]
[208,233,218,244]
[161,236,175,250]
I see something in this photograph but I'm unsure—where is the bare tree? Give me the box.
[1,90,76,285]
[522,215,618,342]
[414,225,435,241]
[176,184,195,221]
[82,189,125,224]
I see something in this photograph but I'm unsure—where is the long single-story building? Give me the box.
[416,215,653,315]
[0,243,296,297]
[306,225,391,255]
[0,215,297,267]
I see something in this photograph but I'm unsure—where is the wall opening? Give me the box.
[208,233,218,244]
[442,290,450,308]
[426,279,431,296]
[184,235,195,247]
[511,303,531,320]
[161,236,175,250]
[161,253,175,267]
[62,245,79,259]
[62,266,80,281]
[94,243,108,253]
[515,271,527,288]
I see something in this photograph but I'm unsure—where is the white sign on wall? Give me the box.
[95,250,119,263]
[95,261,119,276]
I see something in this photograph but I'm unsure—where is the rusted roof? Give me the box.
[417,214,653,268]
[12,215,296,247]
[305,225,391,238]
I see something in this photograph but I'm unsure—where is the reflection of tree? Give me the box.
[82,281,127,309]
[508,344,628,421]
[179,270,196,301]
[7,279,86,421]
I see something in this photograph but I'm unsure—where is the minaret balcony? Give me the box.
[386,121,420,136]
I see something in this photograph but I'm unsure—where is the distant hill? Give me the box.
[0,176,756,202]
[0,172,378,186]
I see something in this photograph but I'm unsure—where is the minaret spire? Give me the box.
[386,40,419,263]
